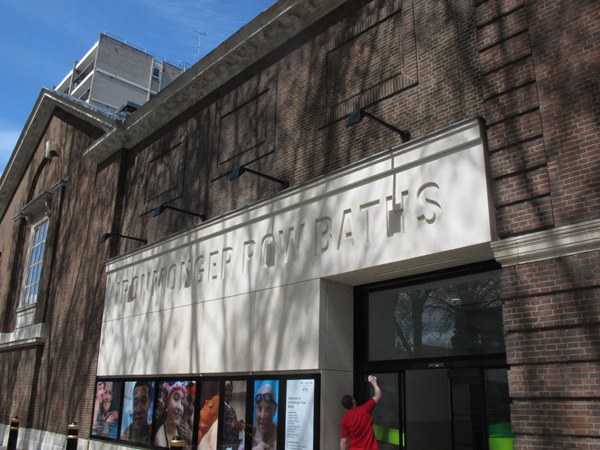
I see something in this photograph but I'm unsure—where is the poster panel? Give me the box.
[92,380,123,439]
[197,380,220,450]
[252,380,280,450]
[285,379,315,450]
[220,380,247,450]
[154,380,196,448]
[120,380,154,445]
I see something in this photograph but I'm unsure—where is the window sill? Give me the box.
[0,323,46,350]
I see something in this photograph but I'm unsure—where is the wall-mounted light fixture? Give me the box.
[100,232,147,245]
[230,166,289,189]
[153,205,206,221]
[346,108,411,143]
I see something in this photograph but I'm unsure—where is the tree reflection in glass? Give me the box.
[368,272,504,360]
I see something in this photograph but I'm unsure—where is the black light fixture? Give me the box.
[230,166,289,189]
[100,232,147,245]
[346,108,411,143]
[153,205,206,221]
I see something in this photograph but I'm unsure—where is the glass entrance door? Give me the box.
[404,368,483,449]
[356,264,512,449]
[367,367,511,450]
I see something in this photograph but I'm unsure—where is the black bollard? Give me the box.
[66,422,79,450]
[170,435,185,448]
[7,416,19,450]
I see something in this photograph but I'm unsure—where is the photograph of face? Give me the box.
[197,380,220,450]
[221,380,247,449]
[253,380,279,450]
[92,380,123,439]
[154,380,195,449]
[120,381,154,446]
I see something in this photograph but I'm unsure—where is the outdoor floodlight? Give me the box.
[153,204,206,221]
[346,108,411,143]
[230,166,289,189]
[100,232,147,245]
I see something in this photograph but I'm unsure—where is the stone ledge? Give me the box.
[0,323,46,351]
[491,219,600,266]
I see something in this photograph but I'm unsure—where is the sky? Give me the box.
[0,0,276,178]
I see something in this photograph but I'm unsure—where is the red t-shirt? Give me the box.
[341,399,378,449]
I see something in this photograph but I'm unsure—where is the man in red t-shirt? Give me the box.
[340,376,382,450]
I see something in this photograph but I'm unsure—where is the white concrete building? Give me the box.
[55,33,185,114]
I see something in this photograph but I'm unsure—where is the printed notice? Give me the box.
[285,379,315,450]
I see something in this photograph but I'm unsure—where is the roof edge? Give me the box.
[84,0,348,164]
[0,88,120,222]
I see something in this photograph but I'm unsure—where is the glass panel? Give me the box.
[252,380,279,450]
[450,368,484,449]
[405,369,452,450]
[368,271,504,360]
[120,381,154,445]
[154,380,195,448]
[485,369,514,450]
[92,380,123,439]
[221,380,247,450]
[369,373,400,450]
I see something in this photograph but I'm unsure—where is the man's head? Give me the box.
[224,382,233,403]
[132,382,151,431]
[341,394,356,410]
[156,383,169,418]
[255,384,277,437]
[184,381,196,420]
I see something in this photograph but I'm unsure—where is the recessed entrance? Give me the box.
[355,262,513,449]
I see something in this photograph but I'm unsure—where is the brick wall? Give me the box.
[114,0,484,251]
[0,111,120,437]
[477,0,600,444]
[1,0,599,447]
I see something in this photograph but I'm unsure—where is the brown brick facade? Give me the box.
[0,110,119,437]
[1,0,600,448]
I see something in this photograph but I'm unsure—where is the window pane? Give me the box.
[485,369,514,450]
[22,220,48,306]
[368,270,504,360]
[405,369,452,449]
[370,373,400,450]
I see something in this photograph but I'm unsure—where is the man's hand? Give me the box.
[178,420,192,445]
[369,376,382,403]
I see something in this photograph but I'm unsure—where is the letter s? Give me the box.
[417,182,441,224]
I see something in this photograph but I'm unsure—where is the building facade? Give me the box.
[1,0,599,449]
[55,33,185,114]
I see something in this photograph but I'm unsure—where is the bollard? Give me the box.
[7,416,19,450]
[170,435,185,448]
[66,422,79,450]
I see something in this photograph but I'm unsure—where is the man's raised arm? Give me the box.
[370,376,382,403]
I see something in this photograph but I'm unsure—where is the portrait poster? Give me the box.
[154,380,196,449]
[252,380,280,450]
[120,381,154,446]
[91,380,123,439]
[197,380,220,450]
[220,380,247,450]
[285,379,315,450]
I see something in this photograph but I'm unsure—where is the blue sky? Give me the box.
[0,0,275,178]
